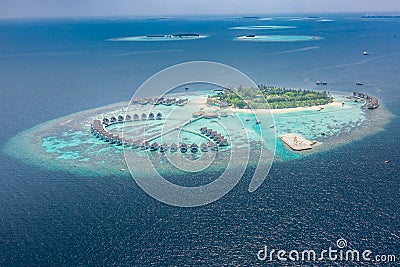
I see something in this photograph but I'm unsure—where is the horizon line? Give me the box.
[1,10,400,20]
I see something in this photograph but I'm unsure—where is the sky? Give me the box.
[0,0,399,18]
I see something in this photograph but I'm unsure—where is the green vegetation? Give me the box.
[207,85,334,109]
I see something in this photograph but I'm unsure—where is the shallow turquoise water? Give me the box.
[5,91,383,176]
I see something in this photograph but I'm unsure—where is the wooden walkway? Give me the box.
[145,116,208,142]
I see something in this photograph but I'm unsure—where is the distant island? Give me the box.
[361,15,400,19]
[108,33,207,42]
[207,85,334,109]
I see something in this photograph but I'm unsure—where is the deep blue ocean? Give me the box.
[0,14,399,266]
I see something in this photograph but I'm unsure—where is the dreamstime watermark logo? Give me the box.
[122,61,275,207]
[257,238,397,264]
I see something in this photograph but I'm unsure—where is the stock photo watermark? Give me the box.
[257,238,396,264]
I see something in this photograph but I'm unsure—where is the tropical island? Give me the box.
[2,85,391,178]
[207,85,333,109]
[108,33,208,42]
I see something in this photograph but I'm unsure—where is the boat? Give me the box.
[117,115,124,122]
[246,118,250,122]
[256,120,261,124]
[385,160,391,164]
[190,143,199,153]
[156,112,162,120]
[270,125,274,128]
[316,81,328,85]
[363,51,369,55]
[148,113,155,120]
[180,143,188,153]
[356,82,364,85]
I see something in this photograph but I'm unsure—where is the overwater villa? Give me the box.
[159,143,168,152]
[200,143,208,152]
[140,141,150,150]
[190,143,199,153]
[200,127,208,134]
[140,98,150,105]
[218,138,229,146]
[208,141,218,151]
[132,140,140,149]
[180,143,188,153]
[214,133,222,141]
[209,131,217,138]
[115,137,123,146]
[90,105,231,153]
[150,142,159,151]
[170,143,178,152]
[155,98,163,105]
[353,92,379,109]
[162,98,173,106]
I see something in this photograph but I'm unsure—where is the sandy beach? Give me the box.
[205,98,343,114]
